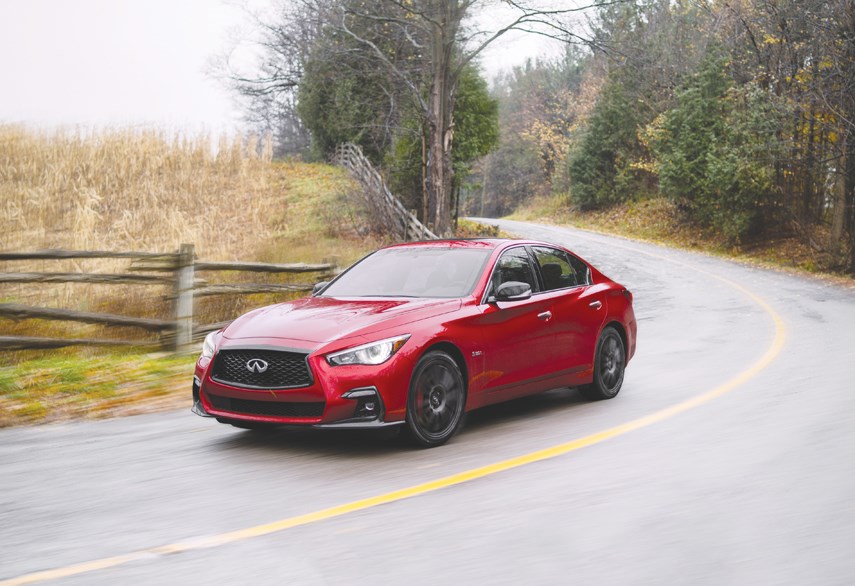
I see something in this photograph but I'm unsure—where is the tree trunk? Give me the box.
[830,157,846,248]
[426,70,454,235]
[424,0,458,236]
[846,133,855,274]
[421,128,429,224]
[803,90,817,223]
[844,1,855,274]
[452,177,460,230]
[479,153,489,217]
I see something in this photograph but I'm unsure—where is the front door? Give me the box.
[469,246,557,404]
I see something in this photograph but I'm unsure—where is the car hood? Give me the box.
[222,296,462,344]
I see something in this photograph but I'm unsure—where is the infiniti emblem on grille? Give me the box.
[246,358,269,374]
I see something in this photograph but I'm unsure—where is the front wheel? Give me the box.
[405,351,466,448]
[579,326,625,400]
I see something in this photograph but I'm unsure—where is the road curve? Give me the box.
[2,220,855,585]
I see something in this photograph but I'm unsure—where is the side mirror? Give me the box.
[312,281,329,295]
[494,281,532,302]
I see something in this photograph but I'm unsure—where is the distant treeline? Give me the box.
[233,0,854,273]
[469,0,854,272]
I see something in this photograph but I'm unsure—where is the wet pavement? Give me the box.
[2,220,854,585]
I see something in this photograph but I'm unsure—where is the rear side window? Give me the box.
[532,246,590,290]
[567,253,591,286]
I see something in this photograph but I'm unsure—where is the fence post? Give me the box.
[173,243,194,351]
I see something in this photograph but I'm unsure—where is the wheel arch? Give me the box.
[604,320,628,352]
[423,341,469,393]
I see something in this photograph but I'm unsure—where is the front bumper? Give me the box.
[191,395,404,428]
[192,340,414,428]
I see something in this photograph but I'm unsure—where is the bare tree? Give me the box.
[220,1,331,156]
[230,0,621,234]
[335,0,625,234]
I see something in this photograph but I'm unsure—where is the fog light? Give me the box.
[354,397,377,419]
[343,387,383,420]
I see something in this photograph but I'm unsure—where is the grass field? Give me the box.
[0,352,195,426]
[0,124,387,332]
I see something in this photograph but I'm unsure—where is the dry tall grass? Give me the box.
[0,125,281,256]
[0,125,374,351]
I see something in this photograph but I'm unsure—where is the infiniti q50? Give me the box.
[192,239,636,447]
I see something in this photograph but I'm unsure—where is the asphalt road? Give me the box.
[3,220,855,585]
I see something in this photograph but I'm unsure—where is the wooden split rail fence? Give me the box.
[0,245,336,352]
[334,142,438,241]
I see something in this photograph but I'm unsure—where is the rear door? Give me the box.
[530,245,605,382]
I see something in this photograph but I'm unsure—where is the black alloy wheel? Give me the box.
[405,351,466,448]
[580,326,625,400]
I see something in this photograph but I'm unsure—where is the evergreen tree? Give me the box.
[296,19,419,164]
[568,70,651,210]
[651,53,784,242]
[653,53,731,212]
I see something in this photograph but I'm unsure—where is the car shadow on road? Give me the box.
[212,387,587,456]
[463,387,586,433]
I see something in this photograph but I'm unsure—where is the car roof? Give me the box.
[383,238,503,250]
[382,238,563,252]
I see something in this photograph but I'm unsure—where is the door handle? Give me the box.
[537,311,552,321]
[588,300,602,310]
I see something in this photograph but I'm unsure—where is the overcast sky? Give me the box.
[0,0,563,133]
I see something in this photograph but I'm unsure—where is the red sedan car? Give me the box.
[192,239,636,447]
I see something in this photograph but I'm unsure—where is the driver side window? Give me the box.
[488,247,538,298]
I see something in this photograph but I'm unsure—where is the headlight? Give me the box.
[201,331,218,359]
[327,334,411,366]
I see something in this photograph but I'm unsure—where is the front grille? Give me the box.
[208,394,325,418]
[211,348,312,389]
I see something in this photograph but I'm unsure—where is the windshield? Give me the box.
[321,247,491,298]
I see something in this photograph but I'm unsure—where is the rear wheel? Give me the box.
[405,351,466,448]
[579,326,625,400]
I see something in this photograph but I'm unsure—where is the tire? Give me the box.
[404,351,466,448]
[579,326,625,400]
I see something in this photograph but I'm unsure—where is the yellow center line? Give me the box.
[1,230,788,586]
